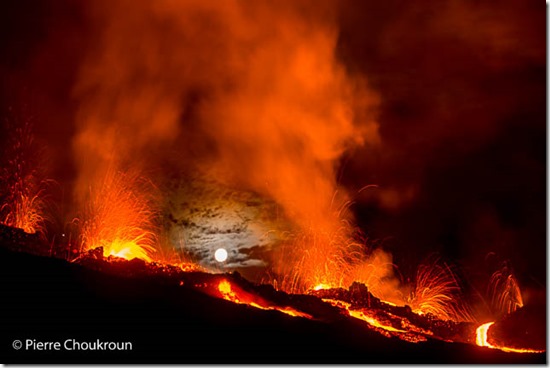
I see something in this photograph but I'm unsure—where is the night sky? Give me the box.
[0,0,546,293]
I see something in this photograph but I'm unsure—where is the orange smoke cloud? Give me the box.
[71,0,390,294]
[72,0,379,240]
[198,11,379,229]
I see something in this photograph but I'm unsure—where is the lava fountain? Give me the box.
[269,214,365,294]
[407,260,473,322]
[78,167,159,262]
[488,267,524,318]
[0,116,50,236]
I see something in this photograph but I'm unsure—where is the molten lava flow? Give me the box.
[79,168,159,262]
[321,298,431,343]
[217,280,312,319]
[323,299,405,336]
[348,309,405,334]
[218,280,238,301]
[476,322,493,347]
[475,322,544,354]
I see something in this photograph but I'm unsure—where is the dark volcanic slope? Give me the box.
[0,244,545,364]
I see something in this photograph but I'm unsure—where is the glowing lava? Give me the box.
[104,239,156,262]
[475,322,544,354]
[79,168,158,263]
[476,322,493,347]
[313,283,331,291]
[320,298,431,343]
[217,280,312,319]
[348,309,405,334]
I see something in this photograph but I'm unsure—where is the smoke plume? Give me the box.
[72,0,379,243]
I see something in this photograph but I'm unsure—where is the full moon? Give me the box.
[214,248,228,263]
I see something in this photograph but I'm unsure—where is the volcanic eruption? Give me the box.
[0,0,545,364]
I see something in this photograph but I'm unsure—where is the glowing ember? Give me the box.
[217,280,312,319]
[475,322,544,354]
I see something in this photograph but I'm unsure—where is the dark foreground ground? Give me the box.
[0,242,546,364]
